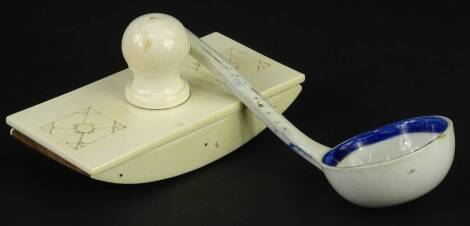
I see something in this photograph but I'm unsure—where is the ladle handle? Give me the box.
[188,30,329,169]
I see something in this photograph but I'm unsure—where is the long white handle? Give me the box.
[188,31,329,169]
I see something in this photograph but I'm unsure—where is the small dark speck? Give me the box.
[150,17,157,20]
[266,111,272,115]
[408,169,415,175]
[119,173,123,177]
[254,96,259,100]
[204,142,208,147]
[283,127,287,131]
[215,142,220,148]
[258,103,264,107]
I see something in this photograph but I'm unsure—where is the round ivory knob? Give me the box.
[122,13,190,109]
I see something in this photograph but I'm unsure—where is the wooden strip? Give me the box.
[11,129,89,176]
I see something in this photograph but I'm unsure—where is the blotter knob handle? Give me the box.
[122,13,190,109]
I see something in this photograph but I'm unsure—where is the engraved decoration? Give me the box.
[41,107,126,150]
[186,46,271,75]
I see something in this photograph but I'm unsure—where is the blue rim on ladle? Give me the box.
[322,116,448,167]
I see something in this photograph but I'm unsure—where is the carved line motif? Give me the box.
[186,46,271,74]
[40,106,126,150]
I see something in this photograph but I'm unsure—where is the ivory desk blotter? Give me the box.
[6,32,304,184]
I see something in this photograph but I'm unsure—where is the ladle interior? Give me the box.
[323,116,448,168]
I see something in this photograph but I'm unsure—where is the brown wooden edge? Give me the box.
[11,128,89,176]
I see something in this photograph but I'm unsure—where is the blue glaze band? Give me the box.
[322,116,448,167]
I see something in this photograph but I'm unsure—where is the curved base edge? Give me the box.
[91,85,302,184]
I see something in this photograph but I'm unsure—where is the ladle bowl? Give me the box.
[322,116,454,207]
